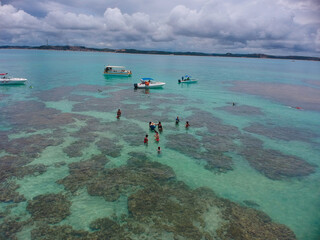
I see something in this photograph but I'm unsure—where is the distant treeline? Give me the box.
[1,45,319,61]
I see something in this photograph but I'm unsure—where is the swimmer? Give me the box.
[232,102,236,106]
[144,134,148,144]
[185,121,190,128]
[116,109,121,119]
[176,116,180,124]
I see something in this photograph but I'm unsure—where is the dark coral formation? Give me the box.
[166,133,201,157]
[0,134,62,159]
[31,225,89,240]
[0,83,312,239]
[1,149,297,240]
[228,81,320,111]
[177,108,317,179]
[34,84,111,102]
[216,104,265,116]
[57,154,109,193]
[166,133,233,172]
[186,108,240,136]
[56,156,295,240]
[240,135,316,179]
[0,217,31,240]
[96,137,122,158]
[0,93,9,100]
[63,140,90,158]
[27,193,71,224]
[0,101,77,130]
[0,182,26,203]
[59,153,175,201]
[0,154,47,203]
[216,196,297,240]
[243,200,260,208]
[244,123,319,143]
[106,120,145,147]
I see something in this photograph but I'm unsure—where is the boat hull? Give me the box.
[0,78,27,85]
[104,72,132,76]
[134,83,165,89]
[178,79,197,83]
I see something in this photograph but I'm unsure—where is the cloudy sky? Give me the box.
[0,0,319,56]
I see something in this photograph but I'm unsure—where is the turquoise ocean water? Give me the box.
[0,49,320,239]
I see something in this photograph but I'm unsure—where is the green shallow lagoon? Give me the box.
[0,49,320,239]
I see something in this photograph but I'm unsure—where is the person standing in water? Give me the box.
[157,146,161,154]
[116,109,121,119]
[185,121,190,128]
[158,121,163,132]
[176,116,180,124]
[144,134,148,144]
[155,131,160,142]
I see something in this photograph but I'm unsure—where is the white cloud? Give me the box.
[0,3,41,29]
[0,0,319,56]
[45,11,101,30]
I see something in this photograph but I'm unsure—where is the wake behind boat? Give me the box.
[0,73,27,85]
[104,66,132,76]
[134,78,165,89]
[178,75,198,83]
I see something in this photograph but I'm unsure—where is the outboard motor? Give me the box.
[178,79,181,83]
[134,83,138,89]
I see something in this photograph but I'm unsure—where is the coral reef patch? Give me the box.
[27,193,71,224]
[239,135,316,179]
[166,133,233,172]
[228,81,320,111]
[244,123,319,143]
[2,153,297,239]
[216,104,264,116]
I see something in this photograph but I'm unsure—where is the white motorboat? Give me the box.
[0,73,27,85]
[134,78,165,89]
[104,66,132,76]
[178,75,198,83]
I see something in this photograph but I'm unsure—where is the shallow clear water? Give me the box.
[0,49,320,240]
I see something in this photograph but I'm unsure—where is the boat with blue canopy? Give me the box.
[134,78,165,89]
[178,75,198,83]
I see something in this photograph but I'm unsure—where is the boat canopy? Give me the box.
[141,78,154,81]
[105,66,126,68]
[0,73,8,75]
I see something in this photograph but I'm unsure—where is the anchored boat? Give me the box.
[104,66,132,76]
[178,75,198,83]
[0,73,27,85]
[134,78,165,89]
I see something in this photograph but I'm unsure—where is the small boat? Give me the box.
[178,75,198,83]
[104,66,132,76]
[0,73,27,85]
[134,78,165,89]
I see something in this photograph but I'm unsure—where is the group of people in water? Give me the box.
[176,116,190,128]
[116,109,190,154]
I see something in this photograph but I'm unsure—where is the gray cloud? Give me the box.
[0,0,319,56]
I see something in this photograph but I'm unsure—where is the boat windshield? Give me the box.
[141,78,154,83]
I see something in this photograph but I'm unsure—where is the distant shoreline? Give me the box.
[1,45,319,61]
